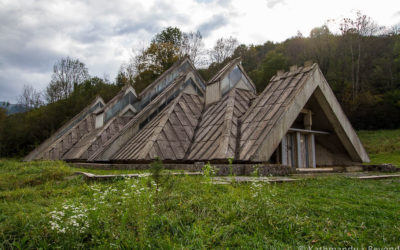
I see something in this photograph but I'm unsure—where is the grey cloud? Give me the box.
[394,11,400,17]
[0,67,49,102]
[116,20,162,36]
[71,24,107,44]
[194,0,232,6]
[197,14,229,37]
[0,0,214,102]
[265,0,285,8]
[0,47,62,73]
[217,0,233,6]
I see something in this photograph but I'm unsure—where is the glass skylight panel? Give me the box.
[229,66,242,88]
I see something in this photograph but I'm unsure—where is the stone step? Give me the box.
[353,174,400,180]
[74,171,202,180]
[295,166,365,174]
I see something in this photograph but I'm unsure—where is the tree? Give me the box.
[0,108,6,126]
[209,37,239,64]
[121,27,204,93]
[46,57,90,103]
[153,27,183,47]
[181,31,205,66]
[253,50,288,92]
[339,11,383,99]
[390,23,400,35]
[17,84,43,110]
[308,25,334,75]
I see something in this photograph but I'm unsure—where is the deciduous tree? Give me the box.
[46,57,90,103]
[17,84,43,110]
[209,37,239,64]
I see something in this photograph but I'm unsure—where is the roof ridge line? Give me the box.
[246,66,317,160]
[24,96,104,161]
[183,95,207,160]
[41,112,96,160]
[88,73,189,161]
[138,57,192,97]
[216,88,237,159]
[207,57,241,85]
[67,113,128,160]
[137,92,182,159]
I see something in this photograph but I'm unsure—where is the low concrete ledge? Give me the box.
[354,174,400,180]
[70,163,294,177]
[75,171,202,180]
[361,164,400,172]
[211,176,299,184]
[296,164,399,174]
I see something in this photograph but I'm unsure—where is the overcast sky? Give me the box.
[1,0,399,102]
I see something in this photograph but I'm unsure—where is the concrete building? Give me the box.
[25,57,369,168]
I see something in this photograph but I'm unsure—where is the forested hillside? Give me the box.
[0,78,120,157]
[209,27,400,130]
[0,13,399,158]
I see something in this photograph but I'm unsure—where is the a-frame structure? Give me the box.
[238,63,369,167]
[25,58,369,168]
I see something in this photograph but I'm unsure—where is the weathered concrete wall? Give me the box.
[183,84,198,95]
[97,123,140,161]
[315,142,353,166]
[235,78,252,91]
[24,97,104,161]
[205,82,221,105]
[95,113,104,129]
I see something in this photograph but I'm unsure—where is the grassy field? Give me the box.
[1,159,400,248]
[358,129,400,166]
[0,129,399,248]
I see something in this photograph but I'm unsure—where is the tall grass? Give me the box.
[358,129,400,166]
[1,159,400,248]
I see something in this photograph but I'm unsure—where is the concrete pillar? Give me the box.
[304,110,312,130]
[296,132,302,168]
[311,134,316,168]
[281,135,287,166]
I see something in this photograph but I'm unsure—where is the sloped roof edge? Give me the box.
[112,92,183,161]
[138,56,205,97]
[207,57,256,93]
[248,64,369,163]
[88,73,191,161]
[208,57,241,84]
[23,95,104,161]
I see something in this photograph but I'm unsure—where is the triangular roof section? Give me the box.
[81,61,205,162]
[112,92,203,162]
[95,85,137,124]
[89,69,205,161]
[62,116,131,161]
[207,57,256,93]
[23,96,105,161]
[134,56,206,110]
[187,88,255,161]
[26,84,139,161]
[60,86,139,161]
[239,63,369,163]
